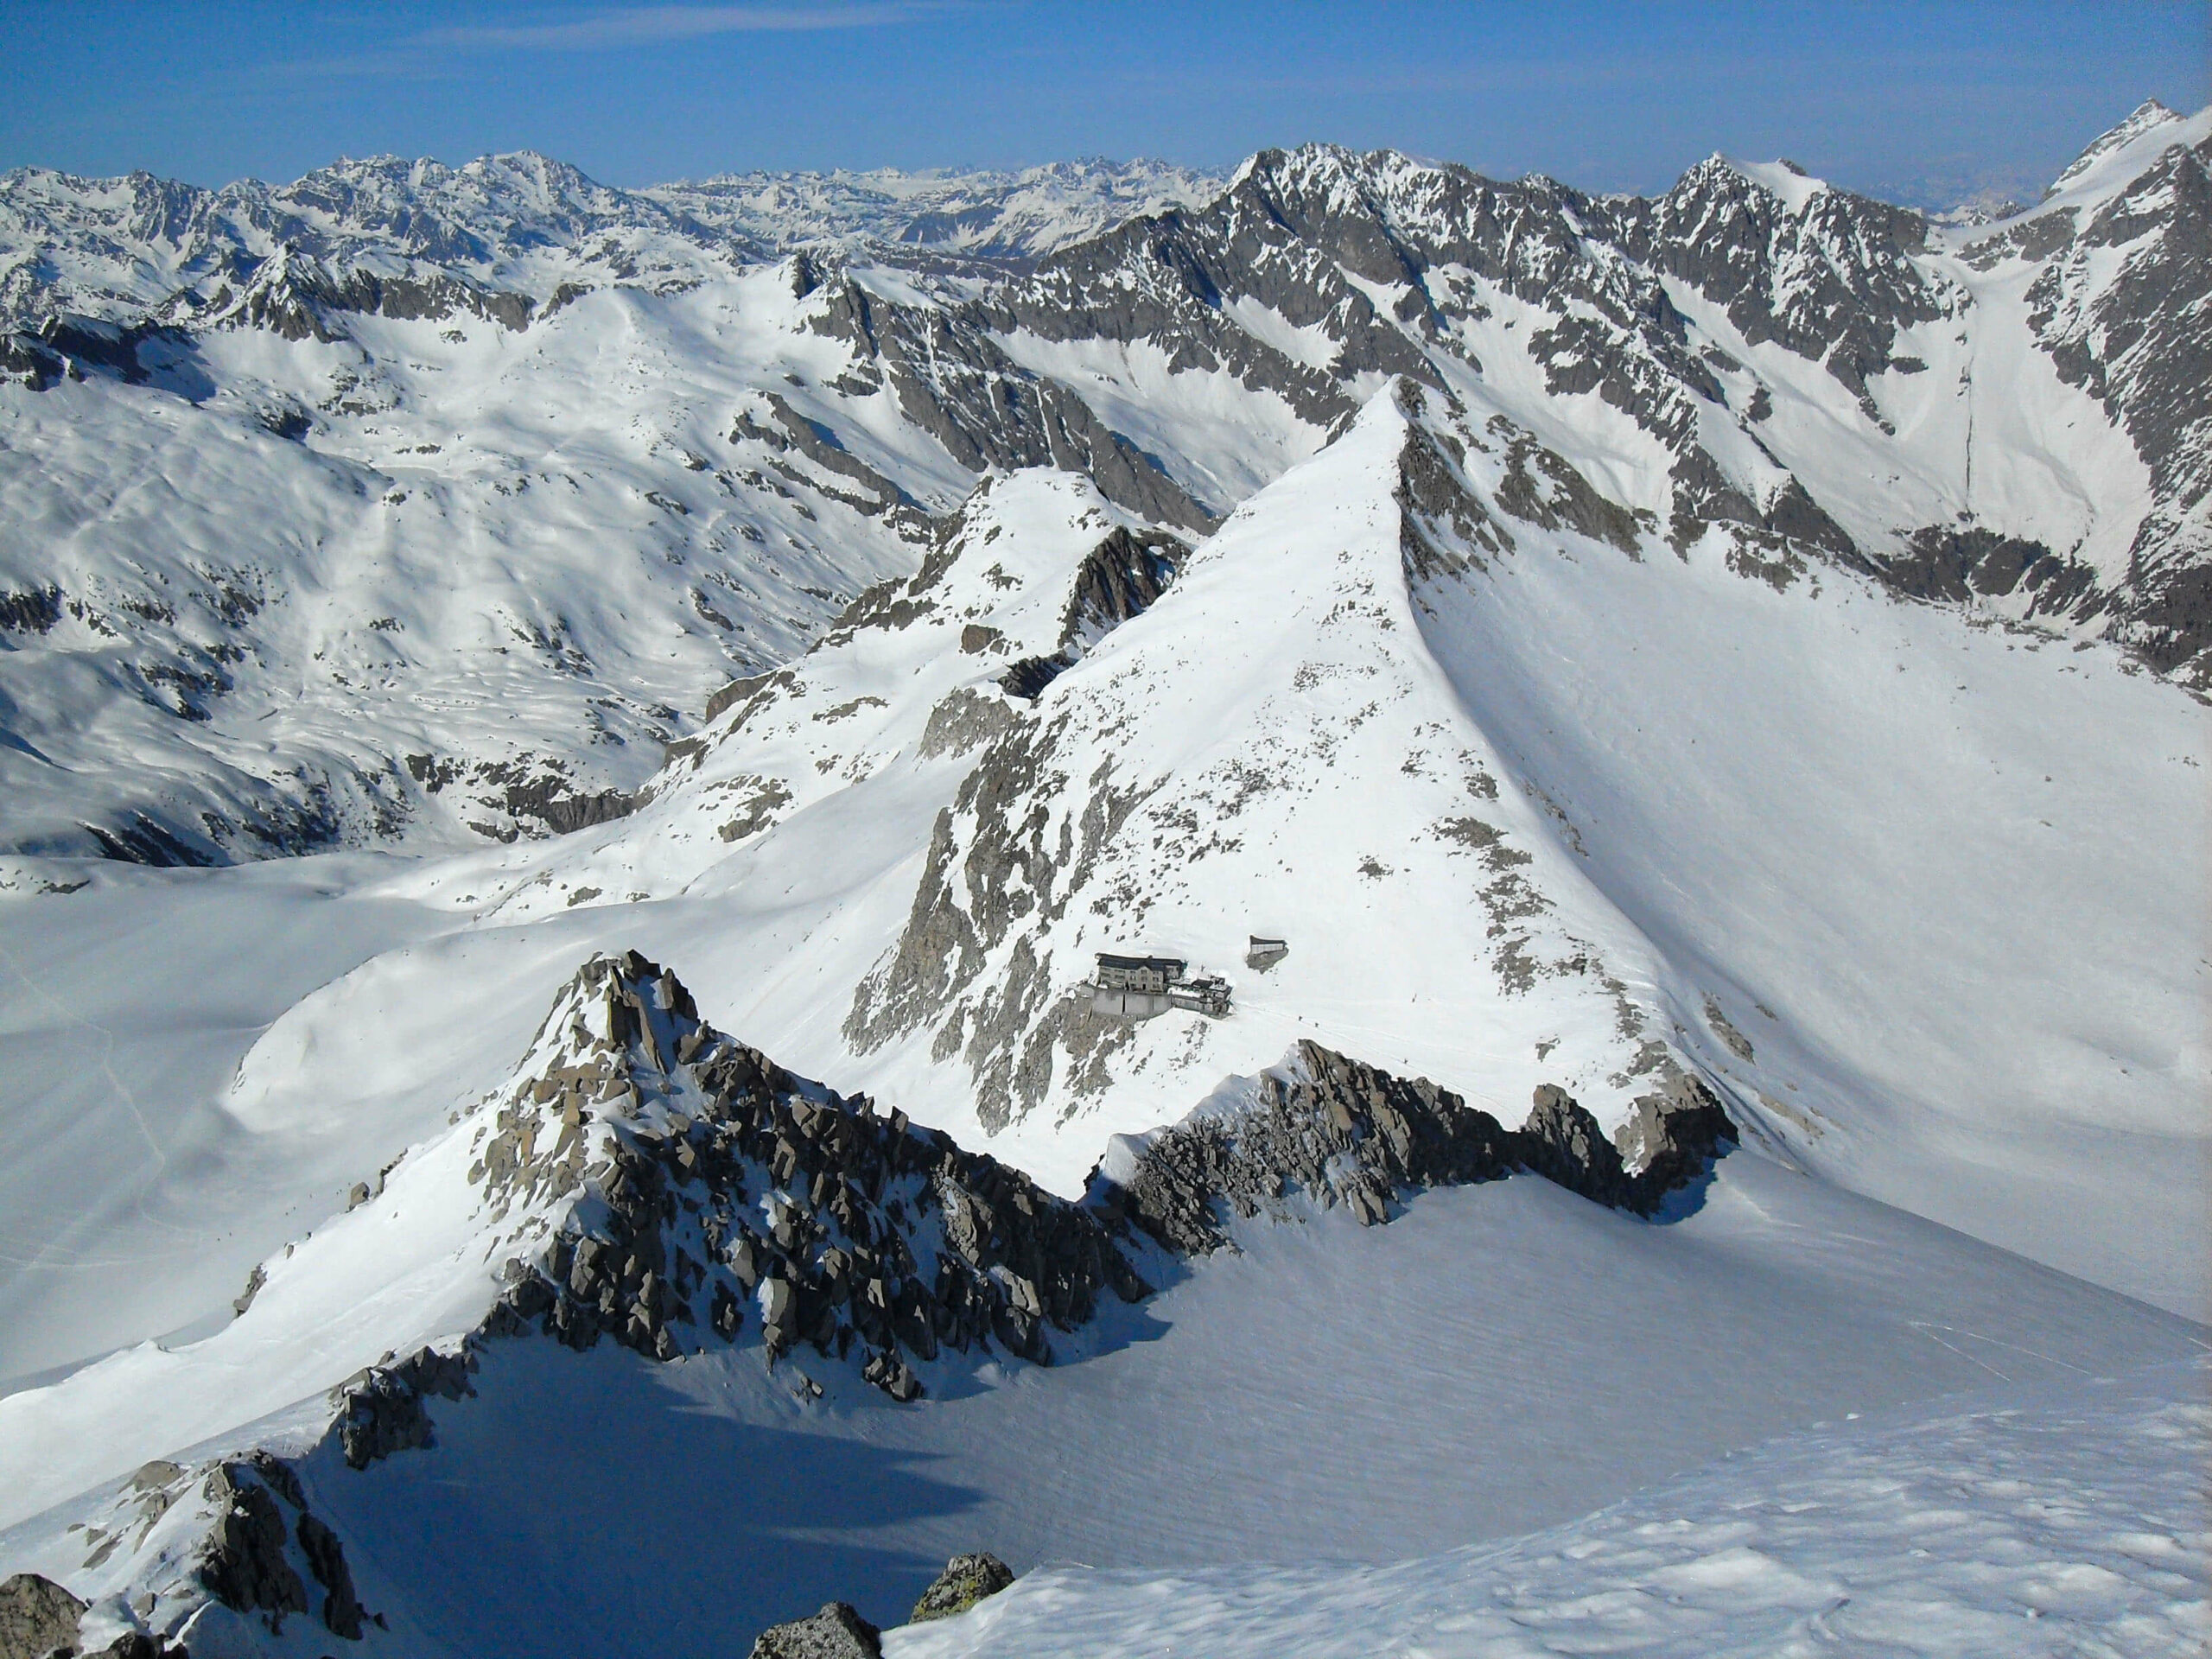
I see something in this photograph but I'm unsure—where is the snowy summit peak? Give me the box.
[2046,97,2190,196]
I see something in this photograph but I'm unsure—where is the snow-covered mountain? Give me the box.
[1,102,2205,867]
[0,102,2206,1659]
[649,158,1225,263]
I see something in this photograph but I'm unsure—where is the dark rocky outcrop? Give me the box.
[748,1601,881,1659]
[480,953,1152,1399]
[1518,1084,1631,1209]
[194,1452,363,1643]
[999,526,1188,700]
[402,751,647,841]
[327,1346,475,1470]
[1100,1042,1517,1253]
[293,1514,364,1642]
[499,778,640,836]
[81,815,219,870]
[0,588,62,635]
[1098,1041,1738,1255]
[908,1554,1015,1623]
[0,1573,86,1659]
[1876,526,2095,613]
[1613,1073,1739,1207]
[195,1459,308,1626]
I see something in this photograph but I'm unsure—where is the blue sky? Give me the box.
[1,2,2202,204]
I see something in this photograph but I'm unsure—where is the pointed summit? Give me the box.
[2046,97,2186,197]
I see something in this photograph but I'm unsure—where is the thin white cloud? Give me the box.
[418,3,938,52]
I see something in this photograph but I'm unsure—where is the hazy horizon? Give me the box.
[3,1,2202,212]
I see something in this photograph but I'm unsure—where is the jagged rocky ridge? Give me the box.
[1100,1043,1737,1254]
[421,950,1736,1408]
[465,950,1156,1399]
[0,944,1740,1654]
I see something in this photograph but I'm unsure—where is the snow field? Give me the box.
[888,1356,2212,1659]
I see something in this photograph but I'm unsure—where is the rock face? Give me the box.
[1000,525,1189,701]
[1612,1074,1739,1208]
[1099,1042,1738,1255]
[194,1451,364,1643]
[908,1554,1016,1624]
[748,1602,881,1659]
[327,1346,475,1470]
[194,1459,308,1625]
[479,952,1152,1398]
[1519,1084,1631,1210]
[1103,1042,1517,1252]
[0,1573,86,1659]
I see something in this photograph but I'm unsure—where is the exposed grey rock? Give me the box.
[844,720,1151,1130]
[294,1513,363,1641]
[1614,1074,1738,1209]
[487,952,1151,1399]
[327,1346,474,1470]
[498,775,641,836]
[182,1449,366,1642]
[1701,997,1757,1063]
[2021,121,2212,676]
[917,687,1020,760]
[1000,525,1189,700]
[195,1464,308,1624]
[1517,1085,1631,1210]
[0,1573,86,1659]
[1101,1041,1737,1255]
[705,670,780,725]
[0,588,62,635]
[908,1553,1015,1623]
[731,392,936,544]
[1100,1040,1519,1255]
[1873,527,2095,616]
[748,1601,881,1659]
[804,273,1218,532]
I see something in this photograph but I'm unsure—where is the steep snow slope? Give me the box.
[1398,396,2211,1319]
